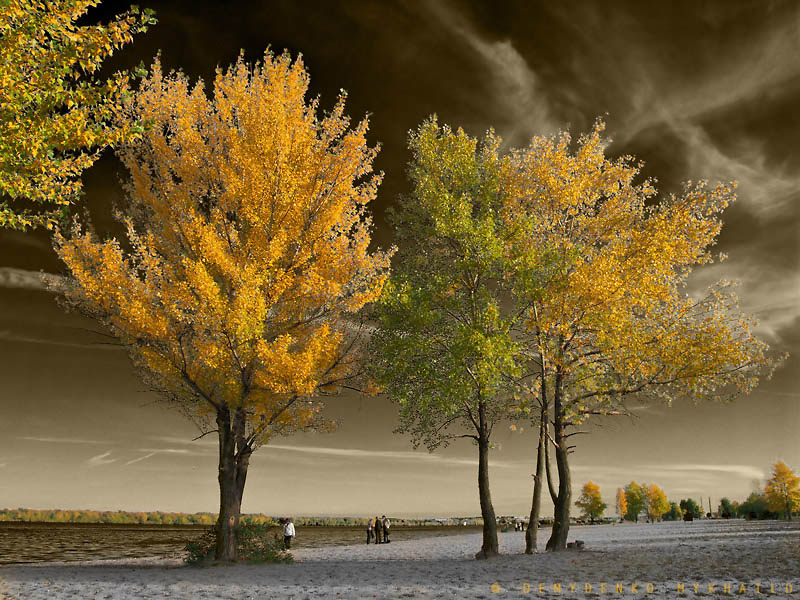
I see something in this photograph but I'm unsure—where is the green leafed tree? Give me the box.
[369,118,525,559]
[679,498,702,520]
[0,0,155,230]
[624,481,647,522]
[663,502,683,521]
[738,492,771,519]
[718,497,735,519]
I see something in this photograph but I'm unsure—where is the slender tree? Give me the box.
[0,0,155,230]
[54,52,390,561]
[764,460,800,520]
[370,119,526,559]
[503,122,779,550]
[524,399,548,553]
[615,487,628,520]
[575,481,606,523]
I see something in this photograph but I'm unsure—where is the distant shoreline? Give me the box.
[0,508,485,527]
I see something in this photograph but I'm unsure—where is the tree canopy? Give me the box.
[646,483,670,522]
[680,498,702,519]
[624,481,647,522]
[764,460,800,520]
[615,487,628,518]
[575,481,606,522]
[0,0,155,230]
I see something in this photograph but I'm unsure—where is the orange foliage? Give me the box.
[503,121,778,418]
[54,51,391,446]
[0,0,154,230]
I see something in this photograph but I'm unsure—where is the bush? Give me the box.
[184,523,294,565]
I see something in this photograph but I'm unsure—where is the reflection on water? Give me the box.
[0,522,482,564]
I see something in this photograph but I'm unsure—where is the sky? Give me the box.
[0,0,798,518]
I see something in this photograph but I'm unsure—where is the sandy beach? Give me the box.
[1,520,797,599]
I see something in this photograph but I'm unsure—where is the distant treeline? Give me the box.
[0,508,481,527]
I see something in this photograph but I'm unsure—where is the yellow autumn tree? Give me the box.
[574,481,606,522]
[764,460,800,520]
[615,487,627,519]
[0,0,156,230]
[646,484,670,522]
[53,52,391,561]
[504,121,781,550]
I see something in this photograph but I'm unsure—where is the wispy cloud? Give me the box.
[632,116,800,219]
[0,330,123,351]
[0,267,62,291]
[642,463,766,481]
[422,0,556,144]
[264,443,520,468]
[125,448,195,465]
[572,463,765,483]
[148,435,217,447]
[621,12,800,143]
[87,450,116,467]
[686,262,800,344]
[20,436,110,445]
[125,452,157,466]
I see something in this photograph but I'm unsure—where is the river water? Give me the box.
[0,522,482,564]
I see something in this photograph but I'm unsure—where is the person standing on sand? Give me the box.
[283,517,296,549]
[366,518,374,544]
[382,515,391,543]
[374,515,383,543]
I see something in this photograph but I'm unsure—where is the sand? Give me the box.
[1,519,798,599]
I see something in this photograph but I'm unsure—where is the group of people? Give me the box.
[366,515,391,544]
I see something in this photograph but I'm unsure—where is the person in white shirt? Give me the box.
[283,517,296,549]
[382,515,390,543]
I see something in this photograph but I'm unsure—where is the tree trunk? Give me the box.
[525,394,547,554]
[475,401,499,559]
[544,419,557,504]
[215,406,251,562]
[546,369,571,551]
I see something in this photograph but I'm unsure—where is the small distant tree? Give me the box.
[718,497,735,519]
[738,492,771,520]
[575,481,606,523]
[624,481,647,522]
[679,499,702,520]
[615,487,628,520]
[646,484,670,522]
[663,502,683,521]
[764,461,800,520]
